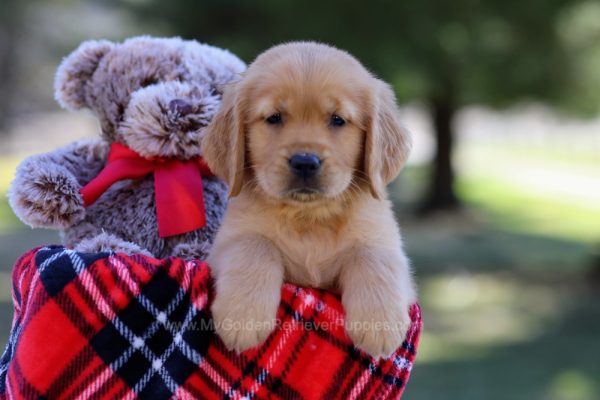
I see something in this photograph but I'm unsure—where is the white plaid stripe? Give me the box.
[109,255,141,296]
[246,293,308,397]
[198,357,237,397]
[125,287,242,398]
[349,367,372,400]
[175,261,244,398]
[295,284,413,398]
[1,247,62,393]
[78,267,117,321]
[3,248,60,399]
[41,251,114,322]
[106,282,211,396]
[290,284,345,324]
[108,288,186,370]
[6,371,15,400]
[66,251,86,274]
[0,248,45,381]
[37,247,70,273]
[0,324,21,379]
[349,341,413,399]
[120,323,183,394]
[394,356,412,371]
[376,354,412,399]
[74,364,127,400]
[22,248,56,324]
[136,293,205,365]
[129,299,197,393]
[180,261,194,290]
[41,250,189,397]
[81,255,222,398]
[173,386,203,400]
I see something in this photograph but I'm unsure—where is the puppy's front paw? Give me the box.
[211,292,279,353]
[345,300,411,359]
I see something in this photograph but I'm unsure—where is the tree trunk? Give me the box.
[419,95,461,214]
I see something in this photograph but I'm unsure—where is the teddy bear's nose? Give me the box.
[169,99,194,116]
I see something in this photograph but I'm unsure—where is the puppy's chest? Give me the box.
[273,226,346,288]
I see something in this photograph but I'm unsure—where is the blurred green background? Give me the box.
[1,1,599,399]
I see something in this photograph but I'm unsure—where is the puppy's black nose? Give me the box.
[169,99,194,116]
[289,153,321,178]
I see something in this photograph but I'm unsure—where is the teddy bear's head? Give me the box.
[54,36,246,159]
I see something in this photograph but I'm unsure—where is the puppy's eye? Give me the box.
[330,114,346,127]
[265,113,282,125]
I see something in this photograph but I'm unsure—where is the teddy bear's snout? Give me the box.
[118,80,223,159]
[169,99,194,117]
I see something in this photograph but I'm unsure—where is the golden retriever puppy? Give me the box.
[202,42,416,358]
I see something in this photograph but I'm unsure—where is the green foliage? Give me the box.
[120,0,600,113]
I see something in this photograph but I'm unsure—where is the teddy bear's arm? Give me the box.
[8,139,109,229]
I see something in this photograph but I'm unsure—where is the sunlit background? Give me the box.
[1,1,599,399]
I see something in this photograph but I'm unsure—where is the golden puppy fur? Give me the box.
[202,42,416,358]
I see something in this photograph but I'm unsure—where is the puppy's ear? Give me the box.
[364,81,412,199]
[202,81,246,197]
[54,40,114,110]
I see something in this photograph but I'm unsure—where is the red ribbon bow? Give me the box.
[80,142,213,238]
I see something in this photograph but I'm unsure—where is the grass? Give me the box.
[404,284,600,400]
[393,145,600,399]
[0,157,22,233]
[458,176,600,243]
[0,157,19,193]
[455,142,600,244]
[0,197,21,234]
[465,140,600,170]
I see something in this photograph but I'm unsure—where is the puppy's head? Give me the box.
[202,42,411,203]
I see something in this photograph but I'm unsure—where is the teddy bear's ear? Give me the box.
[54,40,114,110]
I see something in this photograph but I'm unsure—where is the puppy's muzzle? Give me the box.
[288,153,321,179]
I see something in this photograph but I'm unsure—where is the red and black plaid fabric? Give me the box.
[0,246,421,399]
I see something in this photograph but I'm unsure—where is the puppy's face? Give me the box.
[202,42,411,204]
[245,67,368,203]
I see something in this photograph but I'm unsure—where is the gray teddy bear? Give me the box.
[8,36,246,259]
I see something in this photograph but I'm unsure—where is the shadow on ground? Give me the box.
[398,212,600,400]
[403,287,600,400]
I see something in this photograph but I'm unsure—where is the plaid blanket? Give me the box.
[0,246,421,399]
